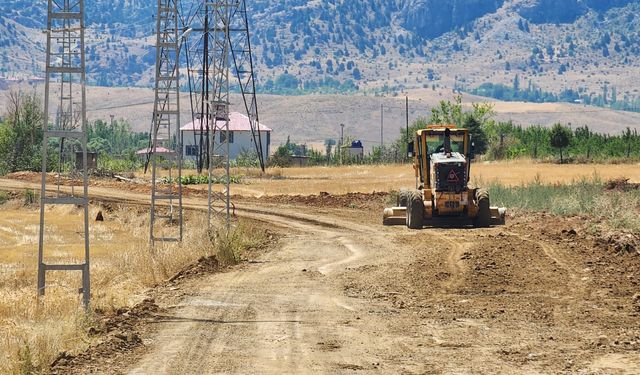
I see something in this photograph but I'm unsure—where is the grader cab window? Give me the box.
[425,134,465,154]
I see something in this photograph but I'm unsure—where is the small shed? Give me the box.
[291,155,310,167]
[75,152,98,170]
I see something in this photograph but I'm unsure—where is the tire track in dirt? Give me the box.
[427,231,476,292]
[506,230,589,295]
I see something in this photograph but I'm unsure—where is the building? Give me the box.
[348,140,364,158]
[180,112,271,162]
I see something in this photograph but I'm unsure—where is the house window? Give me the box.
[185,145,199,156]
[220,131,234,144]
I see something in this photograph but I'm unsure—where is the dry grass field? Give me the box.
[0,200,231,374]
[175,161,640,197]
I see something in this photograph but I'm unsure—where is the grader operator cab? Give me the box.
[383,125,506,228]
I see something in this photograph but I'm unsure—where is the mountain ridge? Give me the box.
[0,0,639,104]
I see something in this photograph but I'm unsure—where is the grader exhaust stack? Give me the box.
[383,125,506,228]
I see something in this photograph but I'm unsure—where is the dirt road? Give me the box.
[1,178,639,374]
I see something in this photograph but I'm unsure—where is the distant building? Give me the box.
[347,140,364,158]
[180,112,271,162]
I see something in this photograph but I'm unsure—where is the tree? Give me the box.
[528,125,547,159]
[270,144,293,167]
[430,95,464,126]
[463,116,488,154]
[395,118,429,158]
[623,127,633,158]
[0,92,45,174]
[324,139,336,159]
[550,123,572,163]
[428,96,493,155]
[352,68,362,80]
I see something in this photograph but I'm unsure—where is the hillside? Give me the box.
[1,0,640,104]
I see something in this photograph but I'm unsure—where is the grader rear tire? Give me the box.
[407,191,424,229]
[474,189,491,228]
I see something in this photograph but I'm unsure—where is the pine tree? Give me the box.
[550,123,572,163]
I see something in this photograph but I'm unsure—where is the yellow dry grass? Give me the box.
[0,200,253,374]
[178,161,640,197]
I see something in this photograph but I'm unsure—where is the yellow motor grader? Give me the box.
[383,125,506,228]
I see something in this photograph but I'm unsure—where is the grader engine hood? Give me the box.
[431,152,467,192]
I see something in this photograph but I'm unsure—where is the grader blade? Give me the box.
[490,207,507,226]
[383,207,407,226]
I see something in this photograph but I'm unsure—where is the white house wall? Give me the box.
[181,131,270,162]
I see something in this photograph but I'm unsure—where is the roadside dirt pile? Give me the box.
[168,255,220,283]
[241,191,390,209]
[605,178,640,191]
[51,299,160,374]
[50,254,225,374]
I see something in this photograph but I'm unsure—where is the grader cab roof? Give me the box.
[417,124,467,136]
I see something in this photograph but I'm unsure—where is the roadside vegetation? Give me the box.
[485,175,640,233]
[0,195,269,374]
[0,91,148,177]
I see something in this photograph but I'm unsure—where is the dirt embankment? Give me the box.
[5,172,392,210]
[236,191,390,210]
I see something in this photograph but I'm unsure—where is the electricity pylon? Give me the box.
[182,0,265,229]
[39,0,90,308]
[147,0,183,245]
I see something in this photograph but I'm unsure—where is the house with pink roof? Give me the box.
[180,112,272,162]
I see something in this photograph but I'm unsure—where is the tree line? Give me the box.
[1,92,638,175]
[272,95,639,166]
[0,91,149,175]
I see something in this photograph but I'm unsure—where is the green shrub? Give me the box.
[161,175,244,185]
[23,189,38,206]
[0,191,8,205]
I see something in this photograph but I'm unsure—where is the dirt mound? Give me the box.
[605,178,640,191]
[596,232,639,254]
[242,191,390,209]
[168,255,220,283]
[51,298,161,374]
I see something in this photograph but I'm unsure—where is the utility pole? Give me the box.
[405,96,409,160]
[380,103,384,148]
[110,114,115,153]
[340,123,344,164]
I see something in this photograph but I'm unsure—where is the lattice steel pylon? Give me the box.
[147,0,183,245]
[182,0,265,229]
[39,0,90,308]
[228,0,265,171]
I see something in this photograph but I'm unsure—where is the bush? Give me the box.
[23,189,38,206]
[0,191,8,205]
[161,175,244,185]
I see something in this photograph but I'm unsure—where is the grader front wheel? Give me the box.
[406,191,424,229]
[474,189,491,228]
